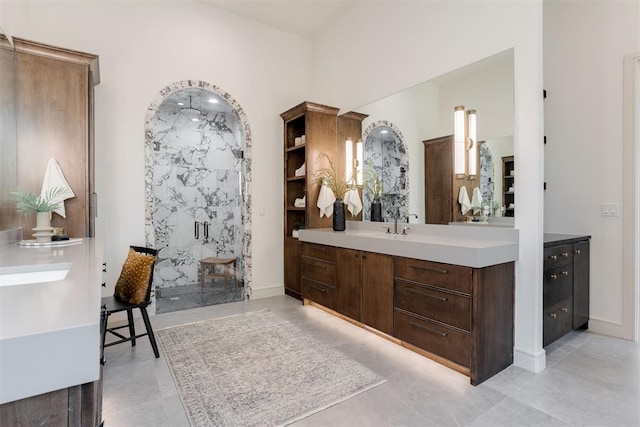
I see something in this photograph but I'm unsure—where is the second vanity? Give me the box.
[298,221,519,385]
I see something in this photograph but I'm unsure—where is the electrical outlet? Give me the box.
[258,206,265,216]
[601,203,619,217]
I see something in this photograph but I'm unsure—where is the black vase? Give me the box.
[333,198,346,231]
[371,200,383,222]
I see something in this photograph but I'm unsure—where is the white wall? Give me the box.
[1,0,312,298]
[311,1,546,371]
[544,0,640,339]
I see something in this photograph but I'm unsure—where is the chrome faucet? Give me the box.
[405,213,418,223]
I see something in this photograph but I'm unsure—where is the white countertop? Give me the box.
[298,221,518,268]
[0,238,103,404]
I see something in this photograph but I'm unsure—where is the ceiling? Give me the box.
[200,0,360,39]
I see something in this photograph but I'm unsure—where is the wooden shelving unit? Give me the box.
[502,155,515,217]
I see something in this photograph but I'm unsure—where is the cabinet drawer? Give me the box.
[543,264,572,307]
[301,256,336,285]
[544,244,573,268]
[543,297,573,347]
[302,277,337,310]
[395,257,471,295]
[302,243,337,262]
[394,280,471,331]
[394,309,470,368]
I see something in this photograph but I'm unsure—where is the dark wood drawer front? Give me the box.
[543,265,572,307]
[395,257,471,295]
[394,280,471,331]
[301,257,336,285]
[302,243,337,262]
[394,309,470,368]
[302,277,337,310]
[543,298,573,347]
[544,244,573,268]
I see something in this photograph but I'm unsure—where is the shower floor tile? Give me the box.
[155,281,245,314]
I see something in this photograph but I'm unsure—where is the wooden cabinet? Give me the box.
[424,135,479,224]
[394,256,514,385]
[301,240,514,385]
[281,102,339,299]
[543,234,590,347]
[10,38,99,238]
[502,156,515,217]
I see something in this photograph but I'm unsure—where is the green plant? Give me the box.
[11,187,65,216]
[313,153,348,199]
[363,162,383,201]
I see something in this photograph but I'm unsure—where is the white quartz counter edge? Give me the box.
[298,227,518,268]
[0,238,103,404]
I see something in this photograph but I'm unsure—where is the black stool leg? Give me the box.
[100,306,108,365]
[127,309,136,347]
[140,307,160,358]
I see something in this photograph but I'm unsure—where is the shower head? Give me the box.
[181,96,201,120]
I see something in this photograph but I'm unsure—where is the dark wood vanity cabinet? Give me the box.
[301,241,514,385]
[543,234,590,347]
[394,257,514,385]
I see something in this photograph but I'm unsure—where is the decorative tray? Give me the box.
[19,238,84,247]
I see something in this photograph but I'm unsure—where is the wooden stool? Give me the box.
[200,257,237,288]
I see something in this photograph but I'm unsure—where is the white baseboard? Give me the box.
[250,284,284,300]
[514,346,546,373]
[588,318,634,341]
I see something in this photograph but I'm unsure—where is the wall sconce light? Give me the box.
[345,138,364,185]
[453,105,478,178]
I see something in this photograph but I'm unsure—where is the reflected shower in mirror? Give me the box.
[353,49,514,224]
[361,122,409,221]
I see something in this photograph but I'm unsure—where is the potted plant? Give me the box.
[11,187,66,230]
[313,153,348,231]
[363,162,384,222]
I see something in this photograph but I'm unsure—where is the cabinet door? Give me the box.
[336,248,362,321]
[284,238,302,297]
[362,251,393,335]
[573,240,590,329]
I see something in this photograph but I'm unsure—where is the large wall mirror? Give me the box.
[0,28,18,232]
[353,49,514,224]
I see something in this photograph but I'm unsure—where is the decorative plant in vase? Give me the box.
[363,162,384,222]
[313,153,348,231]
[11,187,66,240]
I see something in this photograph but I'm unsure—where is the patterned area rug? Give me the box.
[158,309,385,426]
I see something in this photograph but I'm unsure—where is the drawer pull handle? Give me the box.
[575,249,581,255]
[549,254,558,260]
[550,274,558,280]
[407,288,448,302]
[306,282,327,292]
[310,264,327,270]
[561,271,569,276]
[408,320,449,337]
[549,313,558,319]
[409,265,448,274]
[561,252,569,257]
[310,246,326,252]
[561,307,568,313]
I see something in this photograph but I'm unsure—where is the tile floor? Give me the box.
[102,295,640,426]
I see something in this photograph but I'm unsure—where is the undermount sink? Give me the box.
[0,262,72,286]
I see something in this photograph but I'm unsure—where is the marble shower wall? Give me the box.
[362,123,409,221]
[152,99,244,289]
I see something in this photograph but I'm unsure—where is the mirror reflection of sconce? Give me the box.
[454,105,477,179]
[345,138,364,185]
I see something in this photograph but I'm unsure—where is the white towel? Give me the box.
[471,187,483,215]
[294,195,306,208]
[458,186,471,215]
[344,188,362,216]
[40,158,75,218]
[317,184,336,218]
[294,163,306,177]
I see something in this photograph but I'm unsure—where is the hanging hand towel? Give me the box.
[343,188,362,216]
[458,186,471,215]
[471,186,483,215]
[294,195,306,208]
[40,158,75,218]
[317,184,336,218]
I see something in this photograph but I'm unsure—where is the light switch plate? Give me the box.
[601,203,619,217]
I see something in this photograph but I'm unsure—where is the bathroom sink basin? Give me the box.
[0,262,72,286]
